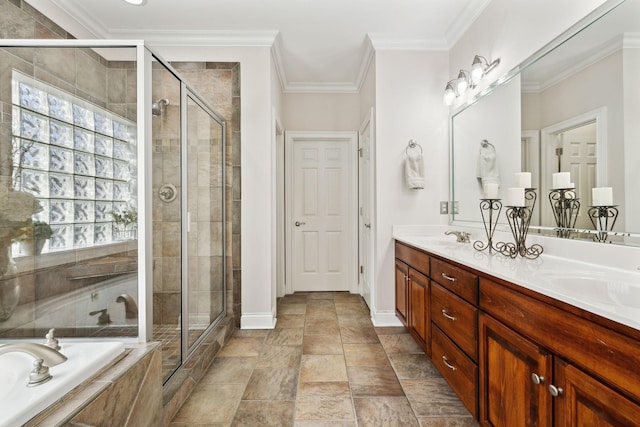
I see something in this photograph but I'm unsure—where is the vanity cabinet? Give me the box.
[480,277,640,426]
[394,238,640,426]
[395,242,430,353]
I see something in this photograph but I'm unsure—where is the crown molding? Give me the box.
[282,82,359,94]
[354,36,375,92]
[108,29,279,47]
[445,0,492,48]
[524,32,639,94]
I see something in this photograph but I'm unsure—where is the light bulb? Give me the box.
[470,60,484,85]
[456,70,469,95]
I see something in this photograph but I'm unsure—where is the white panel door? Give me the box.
[292,139,351,291]
[560,123,597,230]
[358,112,373,308]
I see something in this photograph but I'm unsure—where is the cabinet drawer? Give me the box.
[432,325,478,418]
[431,258,478,304]
[395,241,430,276]
[480,277,640,403]
[431,282,478,361]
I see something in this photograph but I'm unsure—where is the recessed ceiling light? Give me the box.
[123,0,147,5]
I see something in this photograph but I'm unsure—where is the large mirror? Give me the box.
[451,0,640,246]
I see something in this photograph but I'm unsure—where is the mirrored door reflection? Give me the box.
[185,93,225,351]
[151,58,183,383]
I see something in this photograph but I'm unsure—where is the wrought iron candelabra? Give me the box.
[473,199,502,253]
[549,188,580,238]
[587,205,619,243]
[496,205,543,259]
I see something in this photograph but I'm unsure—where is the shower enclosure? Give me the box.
[0,40,226,383]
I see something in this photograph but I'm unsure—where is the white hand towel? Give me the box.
[405,149,424,190]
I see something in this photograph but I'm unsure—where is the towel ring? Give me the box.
[406,139,423,155]
[480,139,495,149]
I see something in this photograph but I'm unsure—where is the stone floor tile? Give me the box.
[279,303,307,315]
[231,400,295,427]
[339,326,379,344]
[242,367,299,400]
[217,337,264,357]
[305,318,340,335]
[388,353,441,379]
[307,292,335,300]
[303,334,344,355]
[418,417,480,426]
[343,343,390,367]
[305,299,336,308]
[337,314,375,328]
[277,314,306,329]
[255,344,302,368]
[375,326,409,335]
[378,333,423,354]
[305,305,338,320]
[300,354,348,382]
[265,328,304,345]
[172,383,244,424]
[199,357,256,384]
[402,378,474,417]
[353,397,420,427]
[334,302,369,316]
[347,366,405,397]
[294,421,356,427]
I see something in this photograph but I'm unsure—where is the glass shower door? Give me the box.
[184,90,225,351]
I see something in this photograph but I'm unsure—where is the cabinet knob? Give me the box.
[441,273,457,282]
[531,373,545,385]
[549,385,564,397]
[442,356,457,371]
[441,309,456,321]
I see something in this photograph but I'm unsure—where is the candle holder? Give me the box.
[496,206,543,259]
[474,199,502,253]
[548,188,580,238]
[587,205,618,243]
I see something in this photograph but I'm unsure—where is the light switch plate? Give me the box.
[440,201,449,214]
[453,201,459,214]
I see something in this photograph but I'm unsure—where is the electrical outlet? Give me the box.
[440,201,449,214]
[453,201,459,214]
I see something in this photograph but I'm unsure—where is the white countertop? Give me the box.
[393,226,640,332]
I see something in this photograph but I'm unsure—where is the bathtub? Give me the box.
[10,273,139,335]
[0,340,125,427]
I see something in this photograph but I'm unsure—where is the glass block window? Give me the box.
[11,71,137,253]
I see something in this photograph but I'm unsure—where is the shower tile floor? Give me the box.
[169,292,478,426]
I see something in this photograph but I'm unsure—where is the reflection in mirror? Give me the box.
[451,0,640,246]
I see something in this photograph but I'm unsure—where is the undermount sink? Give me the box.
[542,273,640,308]
[411,237,468,249]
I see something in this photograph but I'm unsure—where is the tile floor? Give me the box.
[170,292,478,426]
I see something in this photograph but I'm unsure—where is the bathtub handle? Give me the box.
[89,308,111,325]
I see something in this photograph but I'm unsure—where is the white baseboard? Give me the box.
[370,310,403,327]
[240,313,277,329]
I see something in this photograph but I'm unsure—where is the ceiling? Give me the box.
[27,0,489,93]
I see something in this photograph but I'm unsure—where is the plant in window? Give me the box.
[16,220,53,255]
[111,207,138,240]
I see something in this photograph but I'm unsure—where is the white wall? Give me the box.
[372,49,450,323]
[623,47,640,233]
[282,93,360,131]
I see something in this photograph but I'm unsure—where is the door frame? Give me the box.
[284,131,358,295]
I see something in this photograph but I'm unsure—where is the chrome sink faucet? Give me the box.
[445,230,471,243]
[0,342,67,386]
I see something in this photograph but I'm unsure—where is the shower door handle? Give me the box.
[295,221,306,227]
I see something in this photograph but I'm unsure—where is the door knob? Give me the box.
[295,221,306,227]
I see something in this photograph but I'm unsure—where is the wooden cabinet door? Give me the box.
[395,260,409,327]
[479,313,552,427]
[554,359,640,427]
[409,268,429,353]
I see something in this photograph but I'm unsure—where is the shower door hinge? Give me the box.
[555,147,563,156]
[360,265,363,274]
[358,148,363,157]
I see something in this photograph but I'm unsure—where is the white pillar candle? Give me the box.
[483,183,499,199]
[552,172,571,189]
[515,172,531,189]
[506,187,525,207]
[592,187,613,206]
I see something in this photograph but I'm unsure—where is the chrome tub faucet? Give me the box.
[0,342,67,386]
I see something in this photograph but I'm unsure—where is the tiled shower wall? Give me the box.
[152,62,239,327]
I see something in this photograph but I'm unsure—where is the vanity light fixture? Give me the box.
[443,80,457,106]
[123,0,147,5]
[456,70,471,95]
[470,55,501,85]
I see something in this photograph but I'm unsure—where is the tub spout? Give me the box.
[0,342,67,386]
[116,294,138,319]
